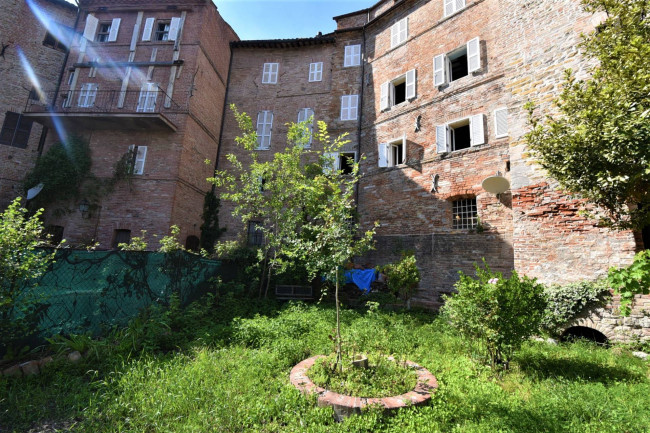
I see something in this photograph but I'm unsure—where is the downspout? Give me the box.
[212,43,235,186]
[355,17,369,208]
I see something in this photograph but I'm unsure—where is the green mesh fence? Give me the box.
[29,249,223,339]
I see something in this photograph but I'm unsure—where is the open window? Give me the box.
[436,114,485,153]
[381,70,416,111]
[112,229,131,249]
[128,145,147,175]
[378,136,407,167]
[339,152,357,175]
[433,37,481,86]
[155,21,171,41]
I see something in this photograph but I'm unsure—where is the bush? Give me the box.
[441,262,546,369]
[542,280,610,333]
[379,252,421,301]
[608,250,650,315]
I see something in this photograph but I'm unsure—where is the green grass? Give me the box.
[1,296,649,432]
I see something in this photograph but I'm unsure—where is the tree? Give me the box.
[199,189,226,253]
[0,198,57,356]
[526,0,650,230]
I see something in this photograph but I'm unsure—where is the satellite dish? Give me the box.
[26,183,44,200]
[481,174,510,195]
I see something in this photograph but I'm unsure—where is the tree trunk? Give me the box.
[264,251,276,298]
[258,255,267,299]
[335,267,342,372]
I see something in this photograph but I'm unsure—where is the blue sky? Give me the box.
[64,0,374,40]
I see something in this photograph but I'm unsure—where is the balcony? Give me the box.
[24,88,188,132]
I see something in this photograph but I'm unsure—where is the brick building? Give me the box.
[217,0,639,310]
[0,0,77,210]
[24,0,238,248]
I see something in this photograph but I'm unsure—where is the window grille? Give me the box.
[452,198,477,229]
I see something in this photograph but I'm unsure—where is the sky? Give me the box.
[63,0,376,40]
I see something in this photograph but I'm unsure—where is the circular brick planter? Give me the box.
[290,355,438,420]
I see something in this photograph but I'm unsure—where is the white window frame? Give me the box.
[309,62,323,82]
[494,108,509,138]
[128,145,147,175]
[137,82,158,113]
[262,63,279,84]
[340,95,359,121]
[297,108,314,148]
[344,45,361,67]
[380,69,416,111]
[436,114,485,153]
[338,151,358,175]
[322,151,340,174]
[390,17,408,49]
[256,110,273,150]
[77,83,98,107]
[389,136,407,166]
[444,0,466,18]
[95,22,111,43]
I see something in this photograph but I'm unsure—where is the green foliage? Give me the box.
[199,189,226,253]
[379,252,421,301]
[23,136,93,211]
[108,148,136,190]
[441,262,547,369]
[0,198,56,356]
[309,353,418,398]
[608,250,650,315]
[157,225,184,253]
[118,230,148,251]
[542,280,611,332]
[525,0,650,229]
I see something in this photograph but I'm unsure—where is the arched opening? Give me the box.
[185,235,200,252]
[561,326,609,345]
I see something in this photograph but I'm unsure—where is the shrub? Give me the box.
[608,250,650,315]
[542,280,610,333]
[441,262,546,369]
[379,252,421,301]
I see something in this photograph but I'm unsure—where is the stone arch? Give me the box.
[562,316,615,342]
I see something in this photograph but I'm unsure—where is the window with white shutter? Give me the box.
[142,18,155,41]
[95,23,111,42]
[390,17,408,48]
[470,114,485,146]
[128,145,147,175]
[443,0,466,17]
[378,142,389,167]
[438,114,486,153]
[381,70,417,111]
[137,82,158,112]
[77,83,98,107]
[494,108,508,138]
[467,37,481,73]
[168,17,181,41]
[83,14,99,41]
[309,62,323,82]
[344,45,361,67]
[436,125,449,153]
[340,95,358,121]
[322,152,340,174]
[107,18,121,42]
[262,63,279,84]
[434,37,481,87]
[388,137,407,166]
[433,54,446,86]
[297,108,314,147]
[256,111,273,150]
[405,69,416,100]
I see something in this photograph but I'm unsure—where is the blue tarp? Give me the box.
[344,269,377,294]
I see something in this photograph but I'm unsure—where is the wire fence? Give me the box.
[25,249,224,340]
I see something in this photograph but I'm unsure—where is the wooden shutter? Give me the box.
[470,114,485,146]
[444,0,455,16]
[108,18,121,42]
[168,17,181,41]
[349,95,358,120]
[406,69,416,100]
[380,82,390,111]
[436,125,448,153]
[323,152,339,174]
[133,146,147,175]
[142,18,154,41]
[494,108,509,138]
[83,15,99,41]
[391,22,399,48]
[467,37,481,73]
[270,63,278,83]
[256,111,273,149]
[456,0,466,12]
[434,54,446,86]
[401,136,407,164]
[341,95,357,120]
[377,143,389,167]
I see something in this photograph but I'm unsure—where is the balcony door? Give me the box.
[137,83,158,113]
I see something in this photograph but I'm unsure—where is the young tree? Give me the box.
[0,198,57,355]
[526,0,650,230]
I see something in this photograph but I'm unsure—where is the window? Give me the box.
[128,145,147,175]
[339,152,357,175]
[155,21,171,41]
[380,69,416,111]
[433,37,481,86]
[436,114,485,153]
[452,198,477,229]
[262,63,279,84]
[444,0,466,17]
[43,25,71,52]
[340,95,358,121]
[96,22,111,42]
[248,221,264,246]
[112,229,131,249]
[378,137,406,167]
[309,62,323,82]
[137,82,158,112]
[77,83,98,107]
[297,108,314,147]
[494,108,509,138]
[45,225,64,245]
[344,45,361,67]
[391,17,408,48]
[185,235,200,252]
[0,112,33,149]
[256,111,273,150]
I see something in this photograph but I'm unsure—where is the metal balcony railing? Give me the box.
[26,88,188,115]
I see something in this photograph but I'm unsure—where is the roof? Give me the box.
[231,34,336,49]
[45,0,78,11]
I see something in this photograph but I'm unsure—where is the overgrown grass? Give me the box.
[1,294,648,432]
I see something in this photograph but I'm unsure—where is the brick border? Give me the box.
[290,355,438,419]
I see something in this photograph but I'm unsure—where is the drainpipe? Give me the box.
[354,19,368,209]
[212,43,235,185]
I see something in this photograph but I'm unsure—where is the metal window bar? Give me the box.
[452,198,477,229]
